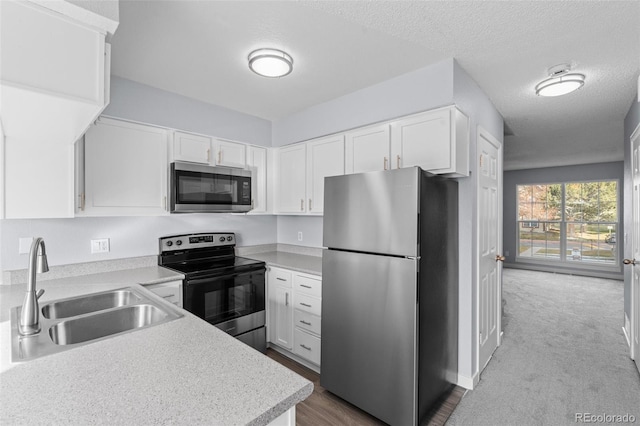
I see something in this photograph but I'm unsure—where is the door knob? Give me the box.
[496,255,506,262]
[623,258,636,265]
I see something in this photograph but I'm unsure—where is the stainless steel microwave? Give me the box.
[170,162,252,213]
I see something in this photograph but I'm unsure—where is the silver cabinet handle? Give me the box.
[397,155,401,169]
[309,199,312,211]
[276,277,286,281]
[300,302,312,308]
[384,156,388,170]
[300,344,312,351]
[300,199,304,211]
[300,284,312,289]
[218,150,222,164]
[161,294,174,299]
[285,292,289,306]
[207,148,210,163]
[300,320,312,326]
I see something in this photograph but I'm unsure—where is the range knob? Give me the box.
[176,240,183,246]
[166,241,173,247]
[227,236,233,241]
[219,237,226,242]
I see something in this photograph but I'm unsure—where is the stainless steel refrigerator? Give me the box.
[321,167,458,426]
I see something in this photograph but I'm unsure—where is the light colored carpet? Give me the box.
[447,268,640,425]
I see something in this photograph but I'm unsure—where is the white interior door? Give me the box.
[629,124,640,375]
[477,127,503,374]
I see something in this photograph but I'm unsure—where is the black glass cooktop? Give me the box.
[163,256,265,278]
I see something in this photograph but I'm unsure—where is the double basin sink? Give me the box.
[11,286,183,362]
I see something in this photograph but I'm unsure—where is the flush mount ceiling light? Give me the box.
[248,48,293,78]
[535,64,585,97]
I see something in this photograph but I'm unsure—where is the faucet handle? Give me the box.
[36,289,44,300]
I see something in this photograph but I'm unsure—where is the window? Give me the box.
[517,181,618,266]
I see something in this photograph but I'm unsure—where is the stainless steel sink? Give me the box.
[42,289,142,319]
[11,286,183,362]
[49,304,168,345]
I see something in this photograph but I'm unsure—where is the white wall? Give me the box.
[1,215,276,271]
[452,60,504,385]
[277,216,324,247]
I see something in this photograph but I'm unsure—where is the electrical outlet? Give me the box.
[19,237,33,254]
[297,232,303,242]
[91,238,110,254]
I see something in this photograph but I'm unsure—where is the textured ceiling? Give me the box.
[110,1,640,170]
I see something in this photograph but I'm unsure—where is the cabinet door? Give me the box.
[173,131,211,164]
[214,139,246,168]
[83,118,168,216]
[306,135,345,215]
[274,286,293,350]
[247,146,268,213]
[390,108,451,171]
[277,144,307,213]
[345,123,391,174]
[391,107,469,176]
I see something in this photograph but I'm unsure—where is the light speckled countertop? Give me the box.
[0,267,313,425]
[242,252,322,276]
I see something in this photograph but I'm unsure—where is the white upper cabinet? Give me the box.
[247,146,269,214]
[306,135,345,215]
[173,131,212,164]
[391,106,470,177]
[345,123,391,174]
[277,144,307,213]
[80,118,168,216]
[214,139,246,169]
[0,1,114,143]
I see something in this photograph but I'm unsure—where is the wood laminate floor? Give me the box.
[266,349,466,426]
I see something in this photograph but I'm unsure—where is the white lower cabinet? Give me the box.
[144,280,183,308]
[267,266,322,368]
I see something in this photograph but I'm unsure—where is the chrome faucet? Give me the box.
[19,237,49,335]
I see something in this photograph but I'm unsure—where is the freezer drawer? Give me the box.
[323,167,420,257]
[321,248,418,425]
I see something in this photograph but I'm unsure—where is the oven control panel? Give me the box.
[160,233,235,252]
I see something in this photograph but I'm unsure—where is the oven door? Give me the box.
[183,268,265,332]
[171,162,252,213]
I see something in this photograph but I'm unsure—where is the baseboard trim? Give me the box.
[623,313,631,348]
[457,372,479,390]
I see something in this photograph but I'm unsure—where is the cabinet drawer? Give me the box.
[145,282,182,307]
[294,293,321,316]
[294,328,321,365]
[294,309,321,336]
[270,268,292,288]
[294,274,321,298]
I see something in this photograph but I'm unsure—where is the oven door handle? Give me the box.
[186,270,263,286]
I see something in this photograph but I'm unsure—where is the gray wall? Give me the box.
[503,161,624,280]
[272,59,454,146]
[105,77,272,146]
[624,93,640,320]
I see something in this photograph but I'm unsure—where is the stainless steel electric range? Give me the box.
[158,232,266,352]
